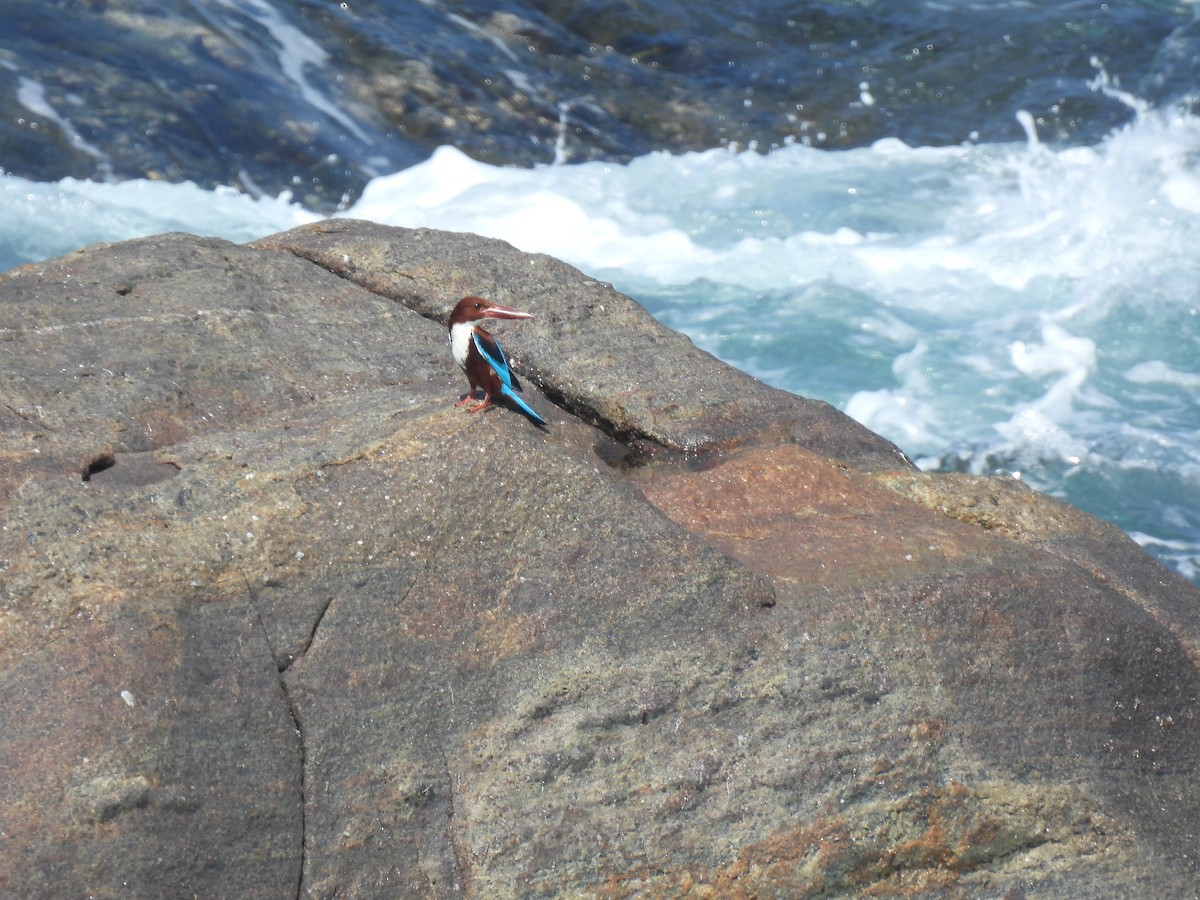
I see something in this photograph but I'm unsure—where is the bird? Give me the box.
[448,295,545,425]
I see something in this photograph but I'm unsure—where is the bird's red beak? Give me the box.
[481,304,534,321]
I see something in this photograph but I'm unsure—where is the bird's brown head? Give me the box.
[449,295,535,327]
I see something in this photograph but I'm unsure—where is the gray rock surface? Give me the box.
[1,222,1197,897]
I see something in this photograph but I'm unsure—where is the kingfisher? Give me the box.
[448,295,545,425]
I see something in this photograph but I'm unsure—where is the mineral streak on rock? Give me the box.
[0,222,1196,897]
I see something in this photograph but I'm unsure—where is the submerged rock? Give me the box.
[4,2,1183,207]
[0,222,1197,897]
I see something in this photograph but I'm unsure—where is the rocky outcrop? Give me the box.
[1,221,1197,897]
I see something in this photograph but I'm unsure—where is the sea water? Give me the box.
[2,107,1198,584]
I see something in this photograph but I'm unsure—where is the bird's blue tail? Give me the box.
[500,384,546,425]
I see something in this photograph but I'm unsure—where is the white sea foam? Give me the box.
[0,174,316,270]
[1124,360,1200,390]
[1129,532,1199,582]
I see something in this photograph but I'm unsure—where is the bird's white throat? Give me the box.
[450,321,475,370]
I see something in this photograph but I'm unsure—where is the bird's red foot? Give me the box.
[456,391,492,412]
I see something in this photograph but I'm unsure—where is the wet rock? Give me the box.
[0,221,1197,897]
[2,1,1185,207]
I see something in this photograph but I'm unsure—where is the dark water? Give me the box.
[2,0,1198,209]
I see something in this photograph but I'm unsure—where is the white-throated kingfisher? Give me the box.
[448,295,545,425]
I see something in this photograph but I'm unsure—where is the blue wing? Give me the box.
[473,329,517,389]
[474,329,546,425]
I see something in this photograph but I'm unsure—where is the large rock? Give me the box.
[1,221,1197,897]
